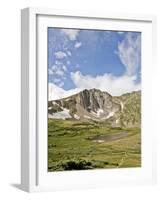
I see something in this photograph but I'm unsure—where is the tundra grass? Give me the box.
[48,119,141,171]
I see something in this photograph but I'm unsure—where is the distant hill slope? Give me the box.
[48,89,141,128]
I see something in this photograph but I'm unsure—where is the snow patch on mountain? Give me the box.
[74,114,80,120]
[84,115,91,119]
[90,109,104,117]
[96,109,104,116]
[49,108,72,120]
[120,101,124,111]
[103,111,115,119]
[52,101,58,106]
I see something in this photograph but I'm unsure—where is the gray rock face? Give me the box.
[48,89,141,128]
[78,89,114,112]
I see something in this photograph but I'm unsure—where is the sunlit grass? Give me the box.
[48,119,141,171]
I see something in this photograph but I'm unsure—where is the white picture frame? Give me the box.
[21,7,157,192]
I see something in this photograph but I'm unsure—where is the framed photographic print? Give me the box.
[21,8,156,192]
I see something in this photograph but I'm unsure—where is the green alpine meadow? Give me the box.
[47,28,141,172]
[48,90,141,171]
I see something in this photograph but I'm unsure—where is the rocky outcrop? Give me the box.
[48,89,141,128]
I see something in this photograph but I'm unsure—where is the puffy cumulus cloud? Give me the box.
[48,82,82,101]
[48,82,66,100]
[117,32,141,75]
[74,42,82,48]
[54,51,67,59]
[71,71,141,96]
[61,29,80,41]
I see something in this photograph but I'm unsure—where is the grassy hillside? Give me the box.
[119,91,141,127]
[48,119,141,171]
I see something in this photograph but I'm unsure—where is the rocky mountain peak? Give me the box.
[48,89,141,128]
[77,88,112,112]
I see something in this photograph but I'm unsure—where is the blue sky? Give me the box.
[48,28,141,97]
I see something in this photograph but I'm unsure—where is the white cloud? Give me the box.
[54,51,67,59]
[62,65,67,71]
[50,64,67,76]
[71,71,140,96]
[53,78,64,88]
[74,42,82,48]
[48,70,140,100]
[117,32,141,75]
[67,51,72,56]
[53,78,61,83]
[55,60,62,65]
[49,32,141,100]
[51,65,64,76]
[48,83,65,100]
[58,81,64,88]
[48,82,82,101]
[61,29,80,41]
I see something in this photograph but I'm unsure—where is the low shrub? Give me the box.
[61,159,92,170]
